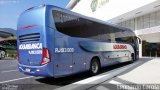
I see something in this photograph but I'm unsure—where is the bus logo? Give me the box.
[113,44,127,49]
[19,43,42,50]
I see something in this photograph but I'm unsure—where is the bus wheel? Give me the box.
[131,53,135,63]
[90,58,100,75]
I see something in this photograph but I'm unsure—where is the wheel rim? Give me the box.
[92,61,98,73]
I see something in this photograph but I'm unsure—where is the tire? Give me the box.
[130,53,135,63]
[90,58,100,75]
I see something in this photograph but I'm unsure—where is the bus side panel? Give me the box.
[72,38,87,74]
[45,7,58,76]
[45,27,55,76]
[47,7,73,77]
[72,38,103,74]
[72,53,86,73]
[54,32,73,77]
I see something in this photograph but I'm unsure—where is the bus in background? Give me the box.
[17,5,140,77]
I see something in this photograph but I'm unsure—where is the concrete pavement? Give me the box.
[0,58,159,90]
[117,58,160,84]
[0,58,131,90]
[89,58,160,90]
[56,60,141,90]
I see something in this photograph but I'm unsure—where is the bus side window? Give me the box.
[60,14,63,23]
[116,38,122,42]
[53,12,61,23]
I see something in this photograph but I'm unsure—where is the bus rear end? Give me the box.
[17,5,53,77]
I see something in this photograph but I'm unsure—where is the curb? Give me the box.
[55,61,140,90]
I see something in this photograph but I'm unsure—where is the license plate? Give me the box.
[26,68,31,72]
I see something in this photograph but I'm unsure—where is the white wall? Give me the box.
[72,0,93,16]
[72,0,156,21]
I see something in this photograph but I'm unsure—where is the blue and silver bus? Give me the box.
[17,5,140,77]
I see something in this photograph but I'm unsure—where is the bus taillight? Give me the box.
[41,48,50,65]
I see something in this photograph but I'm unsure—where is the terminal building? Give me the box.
[0,28,16,58]
[66,0,160,57]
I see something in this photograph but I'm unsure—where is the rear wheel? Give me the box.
[90,58,100,75]
[130,53,135,63]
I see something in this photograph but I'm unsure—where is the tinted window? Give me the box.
[115,30,135,43]
[53,10,135,43]
[53,10,99,38]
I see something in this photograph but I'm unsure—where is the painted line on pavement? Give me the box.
[0,76,34,84]
[1,69,18,73]
[96,86,109,90]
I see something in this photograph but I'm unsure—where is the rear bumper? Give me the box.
[18,63,53,77]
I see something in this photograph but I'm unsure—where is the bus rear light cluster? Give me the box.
[41,48,50,65]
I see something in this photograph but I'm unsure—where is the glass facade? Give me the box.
[118,10,160,30]
[118,10,160,57]
[142,41,160,57]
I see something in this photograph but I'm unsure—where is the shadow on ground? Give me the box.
[36,61,135,86]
